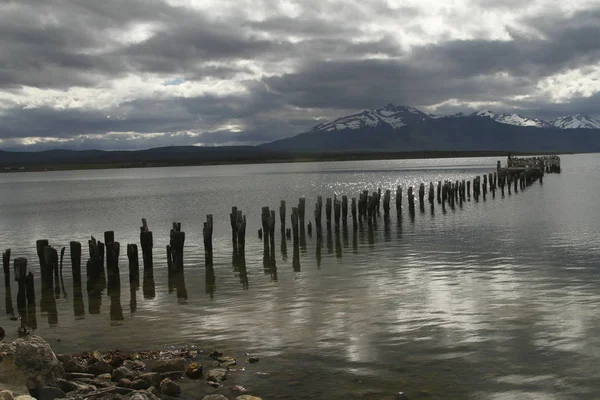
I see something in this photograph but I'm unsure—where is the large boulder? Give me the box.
[150,359,184,374]
[0,335,65,394]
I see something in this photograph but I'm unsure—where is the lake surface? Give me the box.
[1,154,600,399]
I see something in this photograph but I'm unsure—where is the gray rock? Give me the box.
[118,379,133,388]
[55,354,72,364]
[66,373,95,380]
[123,361,145,371]
[63,359,88,373]
[236,396,263,400]
[35,386,66,400]
[112,367,137,382]
[129,390,160,400]
[217,357,236,367]
[0,391,14,400]
[247,357,259,364]
[201,395,229,400]
[72,378,115,389]
[109,357,124,369]
[137,373,161,388]
[150,359,184,374]
[88,361,113,376]
[159,378,180,397]
[14,396,36,400]
[0,335,65,393]
[159,371,182,381]
[55,378,96,394]
[129,380,149,391]
[185,362,203,379]
[206,368,228,383]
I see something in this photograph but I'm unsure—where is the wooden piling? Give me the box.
[383,189,391,217]
[334,197,341,226]
[342,195,348,225]
[203,214,214,265]
[326,198,332,226]
[14,257,27,316]
[140,218,154,272]
[351,198,358,230]
[279,201,286,233]
[3,249,10,291]
[396,186,403,212]
[230,206,239,248]
[126,243,139,286]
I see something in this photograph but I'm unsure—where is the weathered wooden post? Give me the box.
[342,195,348,225]
[140,218,154,272]
[428,183,435,206]
[334,197,341,227]
[351,198,358,230]
[269,210,276,256]
[314,198,322,232]
[514,174,518,193]
[237,211,247,255]
[106,241,121,299]
[418,183,425,211]
[25,272,35,309]
[383,189,391,218]
[326,198,332,226]
[437,181,442,204]
[204,214,214,265]
[169,222,185,275]
[407,186,415,214]
[279,201,286,234]
[396,185,403,212]
[230,206,239,250]
[14,257,27,316]
[3,249,10,292]
[298,197,306,226]
[291,207,299,243]
[3,249,13,316]
[126,243,139,287]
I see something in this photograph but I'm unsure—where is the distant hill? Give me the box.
[0,146,282,167]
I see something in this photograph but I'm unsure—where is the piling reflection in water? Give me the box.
[73,280,85,318]
[334,227,342,259]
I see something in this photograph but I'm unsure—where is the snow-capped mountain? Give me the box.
[470,110,553,128]
[550,114,600,129]
[310,104,431,132]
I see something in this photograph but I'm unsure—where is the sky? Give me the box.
[1,0,600,151]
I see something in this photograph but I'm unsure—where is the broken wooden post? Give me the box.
[383,189,391,218]
[279,201,286,234]
[269,209,276,257]
[326,198,332,226]
[3,249,10,292]
[298,197,306,226]
[407,186,415,214]
[230,207,239,250]
[428,183,435,206]
[203,214,214,265]
[342,195,348,225]
[334,197,341,227]
[14,258,27,315]
[237,211,247,255]
[396,185,403,213]
[377,187,382,213]
[351,198,358,230]
[70,241,82,284]
[126,243,139,287]
[140,218,154,272]
[169,222,185,274]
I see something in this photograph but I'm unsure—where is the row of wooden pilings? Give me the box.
[3,166,545,328]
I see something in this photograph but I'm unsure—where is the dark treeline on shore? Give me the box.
[0,147,561,172]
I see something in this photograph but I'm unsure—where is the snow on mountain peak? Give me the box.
[310,104,431,132]
[470,109,552,128]
[550,114,600,129]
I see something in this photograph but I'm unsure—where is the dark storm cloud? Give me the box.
[1,0,600,150]
[265,9,600,111]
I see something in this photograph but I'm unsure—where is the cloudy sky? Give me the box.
[1,0,599,150]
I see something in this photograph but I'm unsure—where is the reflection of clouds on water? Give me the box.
[0,155,600,398]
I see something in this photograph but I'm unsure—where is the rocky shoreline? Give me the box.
[0,333,263,400]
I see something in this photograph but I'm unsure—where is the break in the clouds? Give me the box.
[1,0,599,150]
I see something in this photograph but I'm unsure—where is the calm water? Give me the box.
[1,155,600,399]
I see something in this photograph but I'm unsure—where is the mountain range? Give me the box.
[2,103,600,167]
[263,104,600,153]
[304,104,600,133]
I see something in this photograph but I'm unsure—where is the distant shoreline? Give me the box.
[0,150,566,173]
